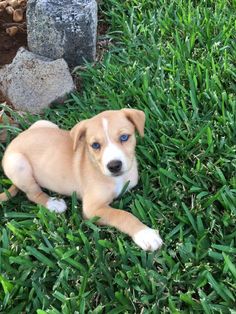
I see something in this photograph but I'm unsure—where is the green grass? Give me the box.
[1,0,236,312]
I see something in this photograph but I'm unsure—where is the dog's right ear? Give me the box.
[122,108,145,137]
[70,120,87,151]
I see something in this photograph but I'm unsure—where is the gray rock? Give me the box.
[0,47,75,114]
[27,0,97,67]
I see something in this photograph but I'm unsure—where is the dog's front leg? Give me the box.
[83,201,163,251]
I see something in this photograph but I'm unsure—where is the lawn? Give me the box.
[0,0,236,312]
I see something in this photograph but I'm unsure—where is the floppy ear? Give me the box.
[122,109,145,137]
[70,120,87,151]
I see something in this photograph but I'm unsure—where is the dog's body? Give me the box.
[1,109,163,251]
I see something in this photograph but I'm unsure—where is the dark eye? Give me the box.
[91,142,101,150]
[120,134,129,142]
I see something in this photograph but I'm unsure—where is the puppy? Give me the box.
[0,109,163,251]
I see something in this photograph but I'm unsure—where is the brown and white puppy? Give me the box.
[0,109,163,251]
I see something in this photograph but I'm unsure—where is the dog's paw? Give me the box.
[46,197,67,213]
[133,227,163,251]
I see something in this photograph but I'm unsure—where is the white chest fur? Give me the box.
[114,176,125,197]
[113,158,138,198]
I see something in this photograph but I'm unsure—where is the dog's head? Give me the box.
[70,109,145,177]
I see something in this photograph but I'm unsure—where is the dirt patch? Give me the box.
[0,3,27,105]
[0,11,27,67]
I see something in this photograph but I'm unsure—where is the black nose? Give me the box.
[107,160,122,174]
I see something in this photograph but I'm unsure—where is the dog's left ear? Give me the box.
[122,109,145,137]
[70,120,88,151]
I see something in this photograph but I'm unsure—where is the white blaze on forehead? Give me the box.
[102,118,127,175]
[102,118,110,143]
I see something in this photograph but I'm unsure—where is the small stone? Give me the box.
[27,0,97,67]
[5,6,14,14]
[0,1,7,9]
[7,0,18,8]
[17,0,26,5]
[6,26,18,36]
[0,48,75,114]
[13,8,23,22]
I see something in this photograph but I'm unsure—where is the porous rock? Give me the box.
[27,0,97,67]
[0,47,75,114]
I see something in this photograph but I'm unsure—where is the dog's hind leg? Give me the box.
[29,120,59,130]
[2,153,66,213]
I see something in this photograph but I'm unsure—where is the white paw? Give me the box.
[46,197,67,213]
[133,227,163,251]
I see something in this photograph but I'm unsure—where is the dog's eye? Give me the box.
[120,134,129,142]
[91,142,101,150]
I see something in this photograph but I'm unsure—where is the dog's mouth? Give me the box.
[111,171,123,177]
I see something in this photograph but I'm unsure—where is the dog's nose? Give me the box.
[107,160,122,174]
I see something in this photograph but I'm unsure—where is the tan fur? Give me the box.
[0,109,162,251]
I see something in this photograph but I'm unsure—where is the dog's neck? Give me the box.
[113,157,139,198]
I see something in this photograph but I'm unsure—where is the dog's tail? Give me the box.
[0,185,18,201]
